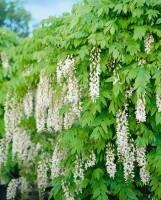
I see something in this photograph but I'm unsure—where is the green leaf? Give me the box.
[92,168,104,180]
[110,26,115,35]
[133,26,146,40]
[156,112,161,126]
[156,18,161,24]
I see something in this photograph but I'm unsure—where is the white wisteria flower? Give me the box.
[4,97,24,141]
[136,146,150,185]
[144,34,154,54]
[156,94,161,112]
[123,141,135,181]
[12,128,37,164]
[37,161,48,196]
[135,94,146,123]
[89,47,101,102]
[0,137,8,168]
[19,177,29,200]
[116,105,129,157]
[23,91,33,118]
[84,150,96,170]
[125,87,134,99]
[56,56,82,130]
[35,71,51,132]
[62,180,74,200]
[74,156,84,184]
[1,52,9,68]
[106,144,116,179]
[6,179,19,200]
[51,144,65,179]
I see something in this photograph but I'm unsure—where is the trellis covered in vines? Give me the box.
[1,0,161,199]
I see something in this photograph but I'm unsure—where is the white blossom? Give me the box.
[62,181,74,200]
[74,156,84,184]
[123,141,135,181]
[156,94,161,112]
[51,144,64,179]
[89,47,101,102]
[6,179,19,200]
[56,57,82,130]
[4,97,24,141]
[73,156,84,194]
[144,34,154,54]
[56,57,75,83]
[135,94,146,123]
[56,61,64,83]
[106,144,116,179]
[47,99,63,132]
[138,59,146,67]
[37,161,48,197]
[140,166,150,185]
[1,52,9,68]
[12,128,37,164]
[19,177,29,200]
[116,105,129,157]
[136,146,150,185]
[84,151,96,170]
[0,137,9,168]
[63,73,81,130]
[125,87,133,99]
[47,85,63,132]
[23,91,33,118]
[35,71,51,132]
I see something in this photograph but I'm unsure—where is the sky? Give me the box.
[25,0,81,23]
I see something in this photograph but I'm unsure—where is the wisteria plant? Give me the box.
[1,0,161,200]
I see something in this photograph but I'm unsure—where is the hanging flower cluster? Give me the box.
[144,34,154,54]
[136,146,150,185]
[0,137,8,168]
[6,179,19,200]
[56,56,82,129]
[0,52,9,68]
[106,144,116,179]
[74,156,84,184]
[116,105,136,181]
[37,161,48,197]
[123,141,135,181]
[156,94,161,112]
[89,47,101,102]
[51,144,64,179]
[84,150,96,170]
[47,88,63,132]
[35,71,51,132]
[62,181,74,200]
[19,177,29,200]
[23,91,33,118]
[12,128,37,164]
[116,105,129,157]
[135,94,146,123]
[4,97,24,141]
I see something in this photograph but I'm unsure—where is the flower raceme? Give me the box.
[136,146,150,185]
[106,144,116,179]
[135,94,146,123]
[89,47,101,102]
